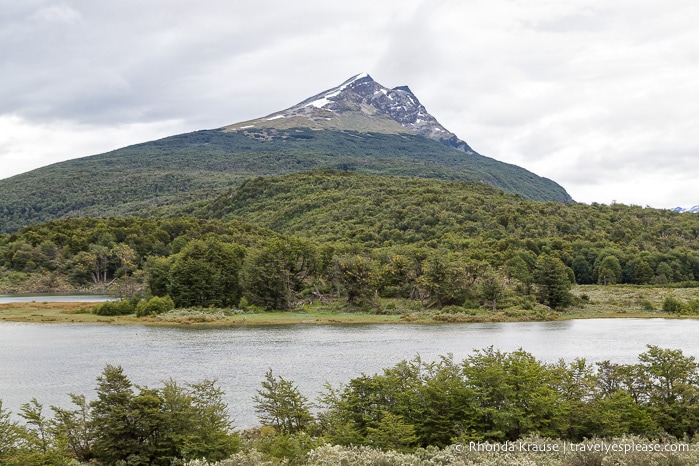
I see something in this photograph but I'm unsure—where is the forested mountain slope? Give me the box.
[189,170,699,285]
[194,171,697,249]
[0,74,571,233]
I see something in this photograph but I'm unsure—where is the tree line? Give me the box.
[1,346,697,465]
[2,171,699,311]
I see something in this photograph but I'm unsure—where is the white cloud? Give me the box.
[0,0,697,208]
[0,115,188,180]
[31,3,82,24]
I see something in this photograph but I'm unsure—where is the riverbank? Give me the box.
[1,284,698,326]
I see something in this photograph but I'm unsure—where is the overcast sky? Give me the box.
[1,0,697,208]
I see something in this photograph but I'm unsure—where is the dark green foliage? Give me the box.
[0,216,273,288]
[631,258,655,284]
[365,411,418,453]
[583,391,657,438]
[90,365,238,465]
[144,256,172,297]
[0,128,572,233]
[660,296,699,315]
[637,346,699,438]
[135,296,175,317]
[597,255,623,285]
[92,299,136,316]
[533,254,573,309]
[572,255,593,284]
[51,394,93,463]
[89,364,154,464]
[319,346,699,450]
[167,238,245,308]
[663,296,687,313]
[254,431,323,465]
[18,399,56,463]
[479,269,505,311]
[195,171,699,287]
[2,171,699,310]
[240,237,317,311]
[157,379,239,463]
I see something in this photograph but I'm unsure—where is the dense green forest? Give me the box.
[2,346,698,465]
[0,128,571,233]
[1,171,698,314]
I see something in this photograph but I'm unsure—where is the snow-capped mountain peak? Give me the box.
[226,74,474,153]
[672,205,699,213]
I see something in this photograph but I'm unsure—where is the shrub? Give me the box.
[254,431,324,465]
[662,296,687,314]
[92,299,135,316]
[135,295,175,317]
[686,298,699,314]
[640,299,655,311]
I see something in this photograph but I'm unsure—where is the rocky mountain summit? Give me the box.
[226,73,473,152]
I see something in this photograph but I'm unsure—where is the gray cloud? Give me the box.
[1,0,697,208]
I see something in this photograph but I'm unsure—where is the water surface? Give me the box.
[0,294,114,303]
[1,318,696,427]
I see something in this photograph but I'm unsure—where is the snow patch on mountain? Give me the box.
[672,205,699,213]
[231,73,475,154]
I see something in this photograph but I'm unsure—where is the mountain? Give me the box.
[226,73,473,152]
[672,205,699,214]
[0,74,573,233]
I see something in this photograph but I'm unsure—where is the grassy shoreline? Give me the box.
[0,285,699,328]
[2,284,698,327]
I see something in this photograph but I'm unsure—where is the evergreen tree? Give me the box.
[533,254,573,309]
[332,254,375,306]
[253,369,313,434]
[571,255,593,284]
[51,394,94,464]
[90,365,165,465]
[365,411,417,452]
[632,259,655,284]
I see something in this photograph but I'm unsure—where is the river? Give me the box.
[1,318,697,427]
[0,294,113,303]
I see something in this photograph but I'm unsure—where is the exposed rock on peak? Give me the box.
[225,73,474,153]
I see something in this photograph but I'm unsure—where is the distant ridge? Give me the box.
[672,205,699,213]
[0,74,573,233]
